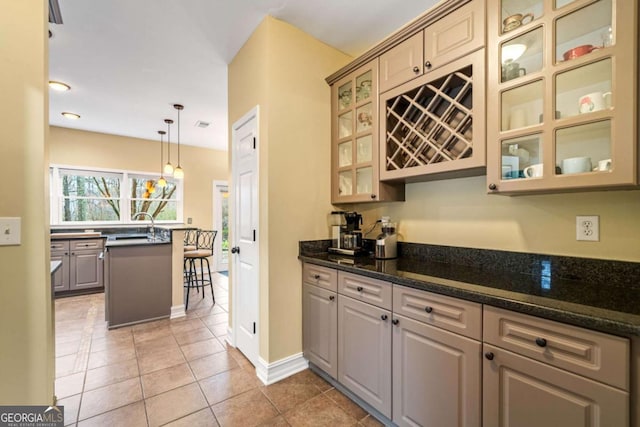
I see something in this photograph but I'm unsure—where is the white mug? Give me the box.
[524,163,543,178]
[578,91,612,114]
[595,158,612,171]
[562,157,592,174]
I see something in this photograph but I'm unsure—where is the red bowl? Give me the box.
[563,45,599,61]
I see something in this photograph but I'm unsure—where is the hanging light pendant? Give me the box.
[157,130,167,188]
[163,119,174,174]
[173,104,185,179]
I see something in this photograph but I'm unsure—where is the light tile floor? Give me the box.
[54,273,382,426]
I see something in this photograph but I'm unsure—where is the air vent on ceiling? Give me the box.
[195,121,210,128]
[49,0,63,24]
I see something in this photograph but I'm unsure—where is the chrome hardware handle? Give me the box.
[412,66,420,73]
[425,60,432,69]
[488,183,497,191]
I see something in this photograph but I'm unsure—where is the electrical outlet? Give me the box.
[576,215,599,241]
[187,217,193,224]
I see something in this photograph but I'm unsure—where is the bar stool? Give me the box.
[183,228,199,284]
[184,230,217,310]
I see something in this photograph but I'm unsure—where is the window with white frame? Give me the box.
[50,166,183,225]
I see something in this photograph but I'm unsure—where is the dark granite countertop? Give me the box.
[299,250,640,337]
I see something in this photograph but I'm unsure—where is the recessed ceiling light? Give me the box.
[61,112,80,120]
[49,81,71,91]
[195,120,210,128]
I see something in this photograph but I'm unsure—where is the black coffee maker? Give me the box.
[329,211,364,255]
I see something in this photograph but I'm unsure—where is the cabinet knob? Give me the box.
[370,194,377,199]
[392,319,400,325]
[356,286,363,292]
[231,246,240,254]
[424,306,433,313]
[535,337,548,347]
[485,352,494,361]
[329,295,335,301]
[65,252,69,256]
[313,274,321,280]
[381,314,388,321]
[488,183,497,191]
[425,61,432,69]
[412,66,420,73]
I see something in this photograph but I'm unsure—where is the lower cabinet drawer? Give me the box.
[302,263,337,292]
[483,306,630,390]
[71,238,104,250]
[393,285,482,340]
[50,240,69,251]
[338,272,392,310]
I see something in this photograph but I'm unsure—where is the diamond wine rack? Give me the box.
[383,64,474,172]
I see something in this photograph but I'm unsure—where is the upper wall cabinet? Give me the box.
[379,0,485,94]
[331,60,405,203]
[486,0,638,194]
[380,49,486,181]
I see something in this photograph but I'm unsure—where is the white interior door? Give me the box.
[231,106,259,367]
[213,181,228,272]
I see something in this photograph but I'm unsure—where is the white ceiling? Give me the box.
[49,0,440,151]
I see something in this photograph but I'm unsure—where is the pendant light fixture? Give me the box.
[173,104,184,179]
[163,119,174,174]
[157,130,167,188]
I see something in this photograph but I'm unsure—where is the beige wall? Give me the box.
[348,174,640,263]
[0,0,53,404]
[49,127,228,230]
[229,17,351,362]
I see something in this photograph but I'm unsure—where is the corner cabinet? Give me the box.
[486,0,639,194]
[331,60,404,203]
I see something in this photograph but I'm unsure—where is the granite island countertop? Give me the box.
[299,251,640,337]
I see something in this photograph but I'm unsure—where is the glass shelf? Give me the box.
[555,0,613,64]
[501,134,543,179]
[501,27,544,83]
[501,80,544,131]
[555,120,611,175]
[556,59,612,118]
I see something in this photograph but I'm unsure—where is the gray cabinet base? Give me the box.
[106,244,172,329]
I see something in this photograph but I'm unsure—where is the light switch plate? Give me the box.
[0,217,21,246]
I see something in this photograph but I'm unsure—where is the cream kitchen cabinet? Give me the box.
[331,60,404,204]
[302,264,338,379]
[380,49,486,181]
[392,285,482,427]
[483,306,630,426]
[486,0,638,194]
[379,0,485,94]
[337,272,393,418]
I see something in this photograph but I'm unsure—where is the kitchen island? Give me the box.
[105,238,172,329]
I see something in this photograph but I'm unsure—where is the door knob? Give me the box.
[231,246,240,254]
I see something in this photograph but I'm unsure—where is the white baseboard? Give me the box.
[225,327,234,347]
[170,305,186,319]
[255,353,309,385]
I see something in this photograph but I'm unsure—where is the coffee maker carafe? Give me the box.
[329,211,365,255]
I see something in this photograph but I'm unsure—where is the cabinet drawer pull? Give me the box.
[412,66,420,73]
[329,295,335,301]
[356,286,363,292]
[535,338,548,347]
[485,352,494,361]
[424,306,433,313]
[313,274,321,280]
[392,319,399,325]
[381,314,388,321]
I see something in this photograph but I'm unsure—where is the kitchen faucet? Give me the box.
[132,212,155,240]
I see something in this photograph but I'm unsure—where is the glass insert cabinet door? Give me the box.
[487,0,637,193]
[332,60,379,202]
